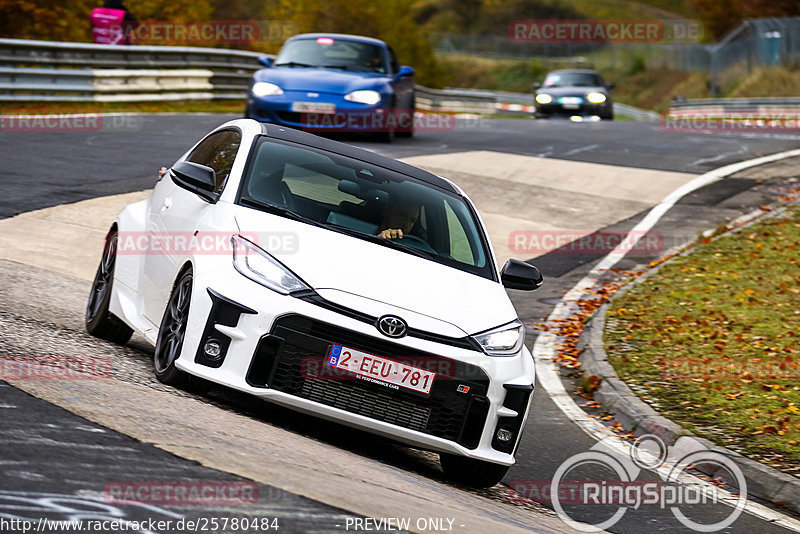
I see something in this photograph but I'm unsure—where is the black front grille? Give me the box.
[276,111,303,124]
[247,314,491,448]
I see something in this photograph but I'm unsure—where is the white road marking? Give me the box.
[533,147,800,531]
[562,144,600,156]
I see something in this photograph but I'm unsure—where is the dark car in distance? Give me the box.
[533,69,614,120]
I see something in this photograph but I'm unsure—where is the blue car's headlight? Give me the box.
[231,235,308,295]
[252,82,284,97]
[344,90,381,105]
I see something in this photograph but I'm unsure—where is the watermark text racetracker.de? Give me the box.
[300,109,486,133]
[662,109,800,135]
[508,229,664,255]
[510,434,748,532]
[124,20,298,45]
[509,19,703,43]
[0,113,144,133]
[104,481,258,506]
[0,356,111,380]
[115,231,298,256]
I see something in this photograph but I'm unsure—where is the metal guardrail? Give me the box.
[670,97,800,110]
[0,38,263,70]
[416,85,661,120]
[0,38,661,119]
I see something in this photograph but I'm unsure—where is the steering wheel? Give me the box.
[398,234,437,254]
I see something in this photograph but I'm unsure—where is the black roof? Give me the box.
[260,124,458,194]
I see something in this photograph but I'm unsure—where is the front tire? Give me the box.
[153,268,210,394]
[86,228,133,345]
[439,453,510,488]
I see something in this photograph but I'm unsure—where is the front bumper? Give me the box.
[535,99,611,118]
[175,267,535,465]
[245,91,409,133]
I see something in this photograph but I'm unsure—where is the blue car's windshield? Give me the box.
[237,137,494,280]
[274,38,387,74]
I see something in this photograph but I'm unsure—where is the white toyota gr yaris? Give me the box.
[86,118,543,487]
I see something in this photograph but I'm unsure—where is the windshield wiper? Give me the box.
[322,222,435,260]
[240,197,323,228]
[274,61,315,68]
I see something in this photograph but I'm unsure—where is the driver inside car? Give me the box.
[377,197,420,240]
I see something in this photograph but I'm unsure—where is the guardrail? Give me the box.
[669,97,800,111]
[0,38,661,119]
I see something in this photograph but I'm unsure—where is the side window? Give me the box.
[444,201,474,264]
[388,47,400,75]
[186,130,241,192]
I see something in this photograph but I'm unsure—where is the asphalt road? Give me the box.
[1,115,799,533]
[3,114,800,219]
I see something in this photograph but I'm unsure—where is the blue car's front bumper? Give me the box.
[245,91,403,132]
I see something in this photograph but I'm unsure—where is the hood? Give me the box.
[255,67,386,95]
[233,207,516,337]
[537,86,608,97]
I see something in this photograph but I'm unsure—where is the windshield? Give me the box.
[238,137,494,280]
[275,38,387,73]
[543,72,604,88]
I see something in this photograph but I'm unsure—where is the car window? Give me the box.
[275,38,387,73]
[186,130,241,192]
[544,72,603,88]
[240,137,493,279]
[282,164,361,205]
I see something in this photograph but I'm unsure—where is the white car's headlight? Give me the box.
[252,82,284,97]
[587,92,607,103]
[231,235,308,295]
[473,320,525,356]
[535,93,552,104]
[344,90,381,105]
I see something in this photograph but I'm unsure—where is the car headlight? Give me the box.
[472,320,525,356]
[535,93,552,104]
[231,235,308,295]
[344,90,381,105]
[252,82,284,97]
[587,92,607,104]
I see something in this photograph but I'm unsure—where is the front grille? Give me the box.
[247,314,491,448]
[276,111,303,124]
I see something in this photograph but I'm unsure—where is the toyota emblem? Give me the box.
[377,315,407,338]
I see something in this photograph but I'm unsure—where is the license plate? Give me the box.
[326,344,435,395]
[560,97,582,109]
[291,101,336,114]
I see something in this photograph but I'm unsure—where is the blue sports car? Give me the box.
[245,33,416,141]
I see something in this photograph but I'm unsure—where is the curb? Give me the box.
[579,281,800,515]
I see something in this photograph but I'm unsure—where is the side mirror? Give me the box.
[606,82,615,90]
[395,66,414,80]
[533,82,542,90]
[170,161,218,203]
[501,259,543,291]
[258,56,272,68]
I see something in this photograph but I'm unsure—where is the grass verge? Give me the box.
[605,205,800,474]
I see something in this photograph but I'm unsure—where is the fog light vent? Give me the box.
[203,340,223,359]
[496,427,514,443]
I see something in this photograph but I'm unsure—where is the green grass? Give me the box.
[605,206,800,473]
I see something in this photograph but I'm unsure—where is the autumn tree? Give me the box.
[0,0,213,42]
[692,0,800,39]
